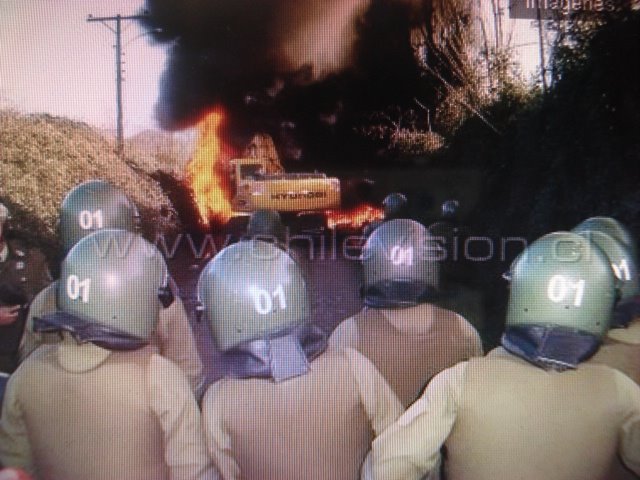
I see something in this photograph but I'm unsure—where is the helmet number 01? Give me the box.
[66,275,92,303]
[611,259,631,281]
[547,275,585,307]
[249,284,287,315]
[390,246,413,266]
[78,210,104,230]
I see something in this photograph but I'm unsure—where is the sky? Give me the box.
[0,0,545,138]
[476,0,551,85]
[0,0,167,136]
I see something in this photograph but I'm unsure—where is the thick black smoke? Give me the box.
[141,0,437,165]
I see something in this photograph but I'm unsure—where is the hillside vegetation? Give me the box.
[0,110,180,253]
[432,10,640,239]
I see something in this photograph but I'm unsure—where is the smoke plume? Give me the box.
[141,0,435,164]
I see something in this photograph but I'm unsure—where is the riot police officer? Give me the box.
[0,230,216,479]
[245,209,287,246]
[363,192,409,238]
[573,216,638,263]
[330,219,482,407]
[428,198,486,333]
[199,240,403,479]
[57,179,141,254]
[19,180,204,394]
[576,225,640,479]
[578,226,640,385]
[371,232,640,480]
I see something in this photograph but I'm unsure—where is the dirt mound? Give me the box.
[0,110,180,253]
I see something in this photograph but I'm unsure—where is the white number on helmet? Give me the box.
[66,275,92,303]
[611,258,631,281]
[249,284,287,315]
[547,274,585,307]
[272,284,287,310]
[390,245,413,266]
[78,210,104,230]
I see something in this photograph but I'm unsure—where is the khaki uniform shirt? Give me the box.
[371,348,640,480]
[0,339,217,480]
[202,347,403,480]
[329,304,483,407]
[0,239,51,372]
[591,319,640,385]
[590,319,640,480]
[18,282,205,395]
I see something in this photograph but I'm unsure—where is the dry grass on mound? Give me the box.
[0,110,179,252]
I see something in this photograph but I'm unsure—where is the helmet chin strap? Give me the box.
[501,324,601,371]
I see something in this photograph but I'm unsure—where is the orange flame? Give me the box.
[186,108,236,225]
[325,204,384,230]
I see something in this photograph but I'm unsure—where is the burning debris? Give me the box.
[325,205,384,230]
[185,117,381,229]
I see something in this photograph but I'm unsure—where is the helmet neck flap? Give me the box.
[219,323,327,382]
[501,324,601,371]
[33,311,148,351]
[362,280,440,309]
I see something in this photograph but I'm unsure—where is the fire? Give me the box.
[185,111,383,230]
[186,108,235,225]
[325,204,384,230]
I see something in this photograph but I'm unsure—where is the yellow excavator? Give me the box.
[229,134,341,215]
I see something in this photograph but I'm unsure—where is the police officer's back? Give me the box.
[0,230,216,479]
[19,181,205,394]
[199,240,402,479]
[330,219,482,408]
[580,219,640,385]
[371,232,640,480]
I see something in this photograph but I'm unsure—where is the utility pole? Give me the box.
[535,0,549,93]
[87,13,149,158]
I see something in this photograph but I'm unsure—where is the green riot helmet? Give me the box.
[573,217,637,263]
[441,199,460,219]
[506,231,616,338]
[361,218,440,308]
[59,180,140,253]
[382,193,408,220]
[197,240,310,351]
[573,229,639,301]
[37,230,169,348]
[246,209,286,244]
